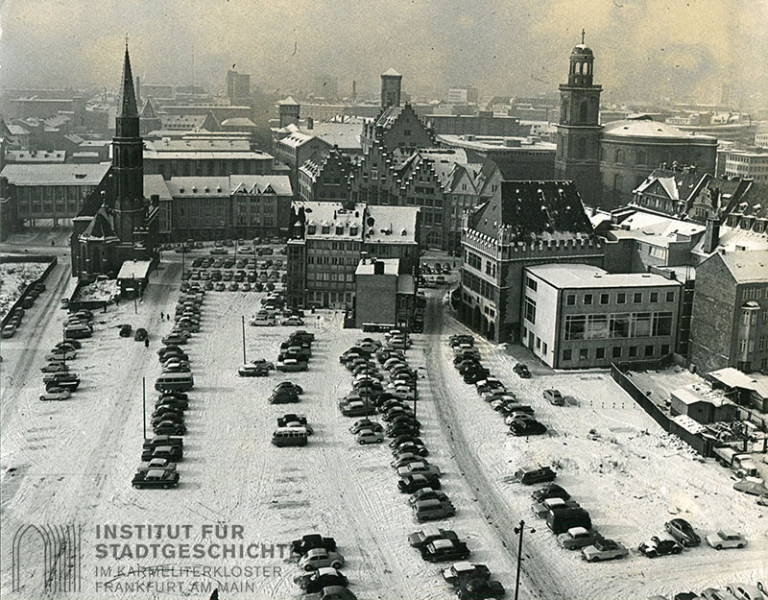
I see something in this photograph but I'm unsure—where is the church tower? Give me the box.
[555,33,602,205]
[112,43,144,245]
[380,68,402,109]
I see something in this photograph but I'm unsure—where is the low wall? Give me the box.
[0,255,58,328]
[611,362,713,456]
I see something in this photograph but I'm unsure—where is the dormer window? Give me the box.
[336,226,344,235]
[321,225,330,234]
[350,227,358,236]
[307,225,316,235]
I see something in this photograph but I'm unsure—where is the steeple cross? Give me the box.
[125,33,129,48]
[581,29,585,44]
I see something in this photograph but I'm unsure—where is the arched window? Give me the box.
[579,100,588,123]
[615,149,624,164]
[636,150,647,165]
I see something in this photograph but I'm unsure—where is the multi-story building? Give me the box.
[226,70,251,105]
[522,264,682,368]
[690,250,768,374]
[460,180,604,342]
[161,175,292,241]
[286,201,419,309]
[143,138,274,180]
[273,131,332,192]
[721,147,768,183]
[355,257,415,330]
[297,148,353,203]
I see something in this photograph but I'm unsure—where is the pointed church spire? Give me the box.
[119,44,139,119]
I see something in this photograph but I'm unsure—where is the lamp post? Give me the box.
[241,315,247,363]
[513,520,535,600]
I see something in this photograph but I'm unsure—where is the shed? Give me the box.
[117,260,152,296]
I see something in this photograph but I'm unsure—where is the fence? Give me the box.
[610,362,713,456]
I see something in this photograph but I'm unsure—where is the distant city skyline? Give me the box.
[1,0,766,109]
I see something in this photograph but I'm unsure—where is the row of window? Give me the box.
[465,251,482,271]
[741,287,768,301]
[307,256,358,266]
[307,225,359,236]
[566,290,676,306]
[307,272,355,282]
[462,271,496,301]
[562,344,671,362]
[564,312,674,340]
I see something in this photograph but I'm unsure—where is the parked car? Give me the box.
[250,315,276,326]
[238,363,271,377]
[153,420,187,435]
[398,473,442,493]
[297,548,345,571]
[339,400,376,417]
[131,469,180,489]
[638,536,683,558]
[274,381,303,395]
[137,458,177,474]
[543,389,565,406]
[442,562,491,587]
[733,480,768,499]
[700,588,740,600]
[581,539,628,562]
[282,316,305,326]
[45,349,77,361]
[513,363,531,378]
[293,567,347,593]
[393,441,429,458]
[456,579,506,600]
[408,528,459,550]
[141,445,183,463]
[356,429,384,444]
[664,518,701,547]
[532,484,571,503]
[41,362,69,373]
[706,530,747,550]
[725,583,765,600]
[349,419,383,434]
[391,453,426,470]
[119,323,132,337]
[420,537,469,562]
[1,324,17,338]
[39,388,72,401]
[290,534,337,557]
[557,527,604,550]
[513,466,556,485]
[509,420,547,436]
[397,461,441,479]
[276,358,308,372]
[134,328,148,341]
[269,391,300,404]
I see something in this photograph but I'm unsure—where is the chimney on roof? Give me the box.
[374,260,385,275]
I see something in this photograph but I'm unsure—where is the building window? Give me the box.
[566,294,576,306]
[661,344,670,355]
[564,315,586,340]
[628,346,638,358]
[579,348,589,361]
[524,297,536,325]
[543,343,548,355]
[617,292,626,304]
[650,292,659,303]
[563,349,572,361]
[600,293,609,305]
[596,347,605,359]
[612,346,622,359]
[536,337,541,350]
[665,291,675,302]
[526,277,538,292]
[645,345,655,357]
[584,294,593,305]
[652,312,673,336]
[633,292,642,303]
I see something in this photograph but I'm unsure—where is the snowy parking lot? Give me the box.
[1,253,766,599]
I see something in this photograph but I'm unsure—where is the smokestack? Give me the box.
[703,216,721,254]
[135,76,141,105]
[352,80,357,103]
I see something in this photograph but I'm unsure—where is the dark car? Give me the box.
[463,369,491,384]
[141,445,183,462]
[509,420,547,436]
[349,419,384,434]
[274,381,303,395]
[513,363,531,378]
[151,412,184,427]
[119,323,133,337]
[513,466,556,485]
[269,391,300,404]
[664,518,701,547]
[389,435,424,449]
[134,327,148,341]
[153,420,187,435]
[408,528,460,550]
[456,578,506,600]
[294,568,347,593]
[386,423,421,437]
[398,473,442,493]
[277,413,308,427]
[638,536,683,558]
[392,442,429,457]
[421,538,470,562]
[409,488,450,505]
[290,534,338,557]
[142,435,183,450]
[131,469,180,489]
[531,484,570,503]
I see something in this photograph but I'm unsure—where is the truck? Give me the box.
[712,446,761,479]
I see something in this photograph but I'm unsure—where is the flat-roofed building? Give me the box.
[522,263,682,369]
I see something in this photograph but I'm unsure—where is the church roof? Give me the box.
[0,163,110,186]
[277,96,299,106]
[382,68,402,77]
[603,117,716,142]
[140,97,160,120]
[81,206,118,241]
[118,46,139,119]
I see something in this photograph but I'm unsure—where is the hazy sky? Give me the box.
[1,0,766,106]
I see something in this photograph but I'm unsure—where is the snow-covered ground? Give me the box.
[1,250,766,600]
[0,262,49,318]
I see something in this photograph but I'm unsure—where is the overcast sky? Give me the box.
[1,0,766,107]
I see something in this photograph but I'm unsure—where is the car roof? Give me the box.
[431,538,454,550]
[304,548,328,558]
[568,527,589,536]
[452,561,474,571]
[146,469,166,477]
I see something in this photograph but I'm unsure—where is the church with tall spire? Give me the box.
[70,42,160,281]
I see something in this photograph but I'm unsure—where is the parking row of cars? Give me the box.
[274,328,314,372]
[182,254,286,293]
[39,309,92,401]
[132,287,206,489]
[290,534,357,599]
[653,581,768,600]
[2,280,47,339]
[408,528,506,600]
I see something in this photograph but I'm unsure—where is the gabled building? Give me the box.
[361,103,434,155]
[460,181,604,342]
[297,147,353,203]
[690,250,768,374]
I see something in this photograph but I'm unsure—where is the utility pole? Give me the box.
[142,376,147,440]
[241,315,247,363]
[513,520,534,600]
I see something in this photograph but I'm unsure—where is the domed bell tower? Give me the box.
[555,31,602,205]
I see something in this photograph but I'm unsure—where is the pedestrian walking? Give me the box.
[144,338,149,348]
[160,311,164,320]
